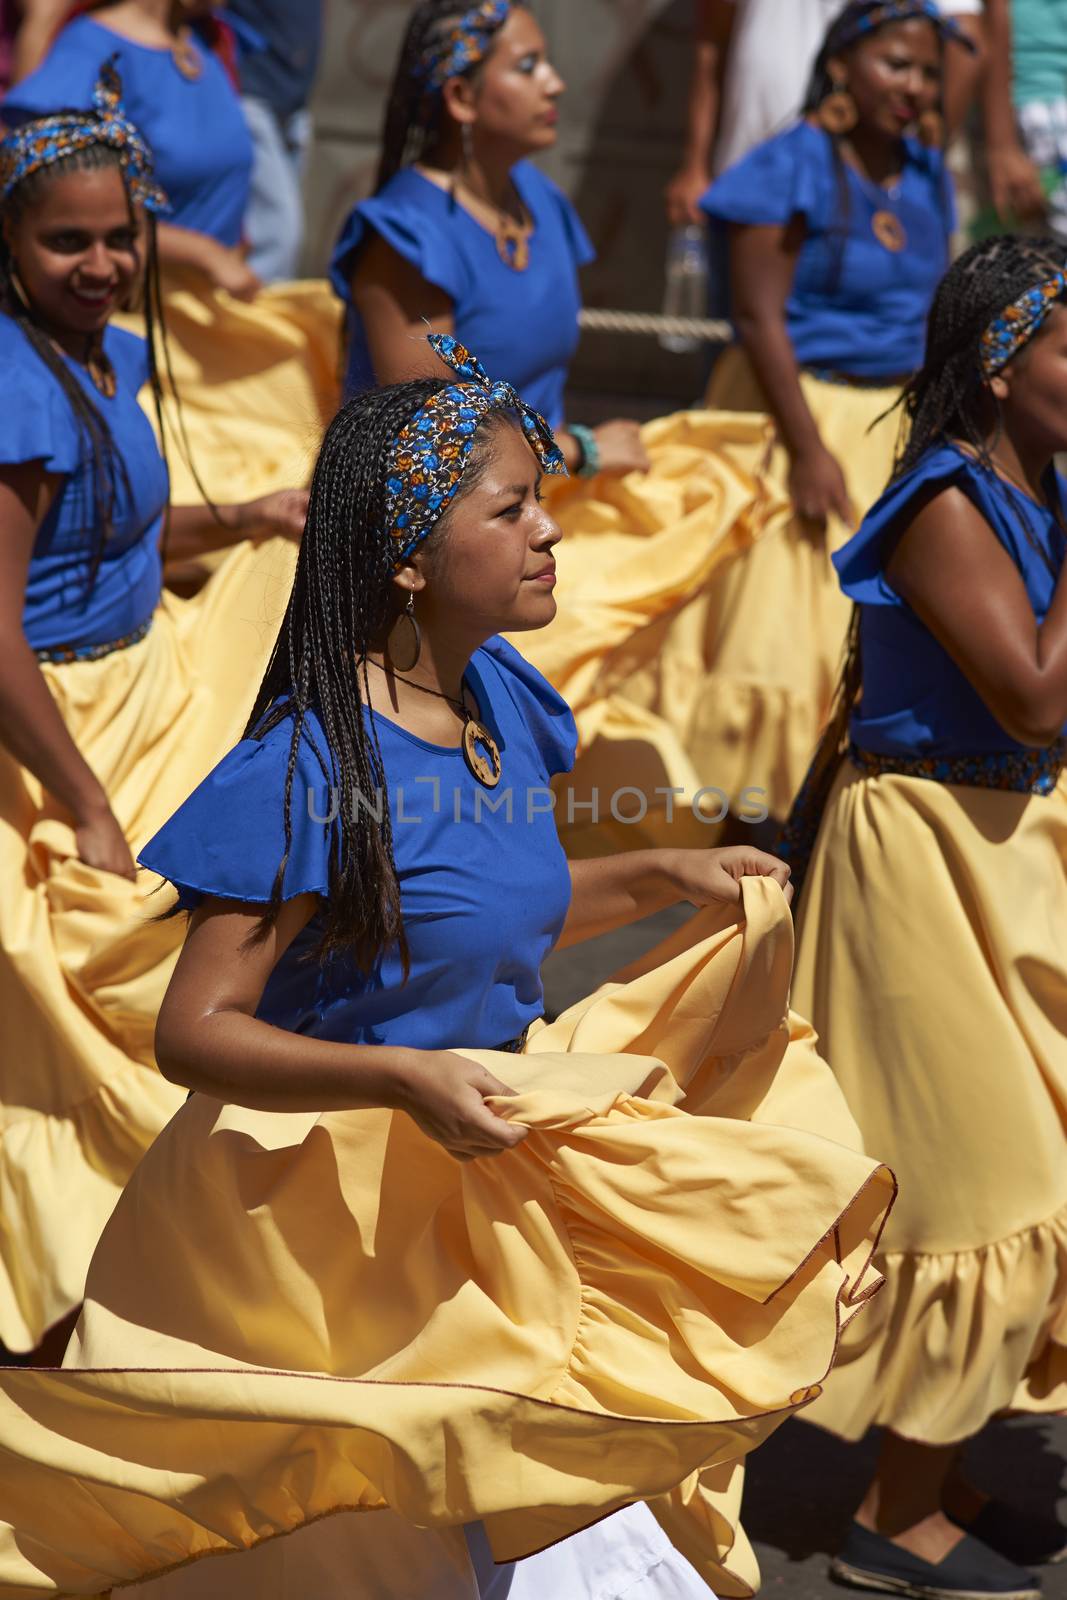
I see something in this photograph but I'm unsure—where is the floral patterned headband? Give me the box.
[415,0,510,99]
[0,59,167,212]
[384,332,567,568]
[833,0,974,51]
[980,272,1067,377]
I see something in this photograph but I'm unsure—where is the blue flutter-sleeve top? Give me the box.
[700,121,954,381]
[329,161,595,428]
[837,444,1067,758]
[139,636,578,1051]
[1,316,168,651]
[3,17,252,246]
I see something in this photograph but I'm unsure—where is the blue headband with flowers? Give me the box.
[415,0,510,101]
[833,0,975,51]
[384,333,567,568]
[980,272,1067,376]
[0,59,167,211]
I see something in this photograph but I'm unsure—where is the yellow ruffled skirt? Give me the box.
[793,764,1067,1444]
[0,537,296,1353]
[0,880,894,1597]
[116,273,342,507]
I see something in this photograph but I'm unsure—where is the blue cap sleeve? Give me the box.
[0,322,83,475]
[833,447,969,607]
[138,713,337,911]
[478,636,578,778]
[1,20,104,125]
[700,121,827,229]
[103,326,151,394]
[329,182,471,307]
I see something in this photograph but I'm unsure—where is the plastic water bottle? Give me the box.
[659,223,709,354]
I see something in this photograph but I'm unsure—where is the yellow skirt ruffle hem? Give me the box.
[0,538,296,1353]
[793,764,1067,1445]
[0,880,894,1598]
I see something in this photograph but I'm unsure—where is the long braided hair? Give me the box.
[800,2,953,288]
[783,234,1067,882]
[375,1,508,191]
[1,142,173,589]
[246,380,516,972]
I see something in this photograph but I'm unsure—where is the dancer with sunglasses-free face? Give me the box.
[0,336,897,1600]
[332,0,647,480]
[786,236,1067,1599]
[0,82,304,1359]
[684,0,961,832]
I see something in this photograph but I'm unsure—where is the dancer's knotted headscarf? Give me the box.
[384,332,567,567]
[0,58,167,211]
[414,0,510,109]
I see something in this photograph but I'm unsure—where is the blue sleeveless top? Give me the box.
[3,17,252,247]
[700,121,953,380]
[139,637,578,1051]
[1,316,168,651]
[838,445,1067,758]
[329,162,594,427]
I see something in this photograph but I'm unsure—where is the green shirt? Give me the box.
[1013,0,1067,106]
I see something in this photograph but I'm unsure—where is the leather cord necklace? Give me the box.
[367,659,502,789]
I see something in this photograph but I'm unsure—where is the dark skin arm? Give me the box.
[980,0,1046,222]
[664,0,735,226]
[0,461,136,877]
[886,483,1067,744]
[559,845,791,950]
[729,218,855,529]
[156,893,529,1161]
[163,489,309,567]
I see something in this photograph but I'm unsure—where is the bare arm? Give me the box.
[9,0,70,82]
[665,0,735,226]
[164,489,308,566]
[156,894,529,1158]
[942,9,985,135]
[980,0,1046,222]
[729,219,855,527]
[0,462,135,876]
[155,221,261,302]
[557,845,791,950]
[885,484,1067,745]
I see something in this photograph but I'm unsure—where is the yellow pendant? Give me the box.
[871,210,907,253]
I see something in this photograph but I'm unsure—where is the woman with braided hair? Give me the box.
[669,0,966,834]
[0,74,306,1360]
[330,0,647,479]
[0,333,895,1600]
[786,234,1067,1598]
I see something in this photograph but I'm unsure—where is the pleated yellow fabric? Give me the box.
[793,764,1067,1444]
[511,409,790,851]
[0,537,296,1353]
[0,880,894,1598]
[115,273,342,507]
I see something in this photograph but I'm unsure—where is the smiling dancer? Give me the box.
[0,335,894,1600]
[0,74,304,1359]
[789,235,1067,1599]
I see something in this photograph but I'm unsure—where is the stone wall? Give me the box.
[304,0,706,406]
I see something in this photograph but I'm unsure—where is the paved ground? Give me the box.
[543,912,1067,1598]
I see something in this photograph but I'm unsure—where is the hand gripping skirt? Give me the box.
[0,880,894,1598]
[0,537,296,1352]
[792,763,1067,1444]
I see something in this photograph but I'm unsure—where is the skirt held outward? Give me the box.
[0,537,296,1353]
[0,880,894,1598]
[793,764,1067,1444]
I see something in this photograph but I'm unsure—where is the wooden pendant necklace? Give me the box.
[171,27,203,80]
[368,661,502,789]
[846,155,907,253]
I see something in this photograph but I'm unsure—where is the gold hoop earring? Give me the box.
[917,108,944,148]
[386,592,422,673]
[6,266,33,315]
[818,83,858,135]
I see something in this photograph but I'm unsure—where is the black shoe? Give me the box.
[830,1521,1041,1599]
[951,1503,1067,1569]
